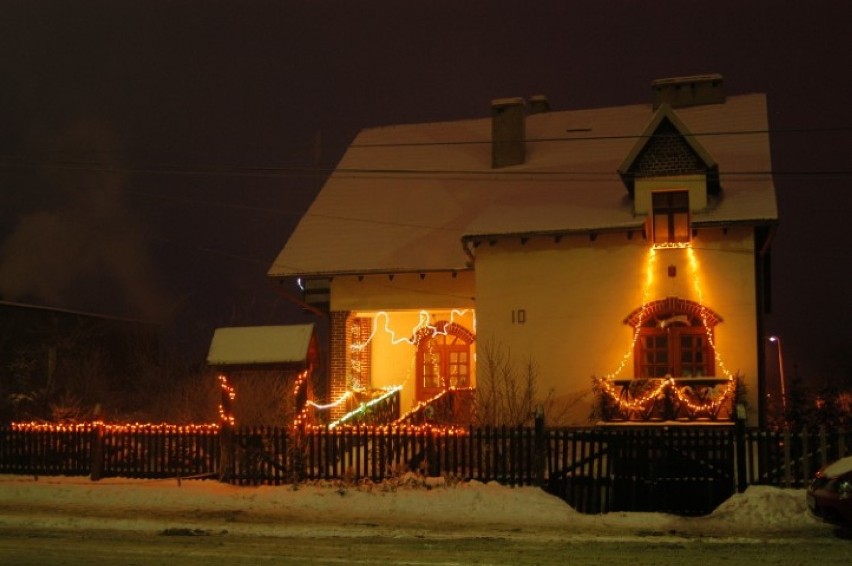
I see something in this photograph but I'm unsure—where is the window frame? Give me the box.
[651,190,691,245]
[635,321,715,379]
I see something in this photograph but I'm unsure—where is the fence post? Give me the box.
[735,403,747,493]
[90,423,105,481]
[533,405,545,487]
[218,424,234,482]
[783,428,792,488]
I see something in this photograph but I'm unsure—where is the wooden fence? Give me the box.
[2,424,850,514]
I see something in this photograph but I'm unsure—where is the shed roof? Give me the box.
[269,93,777,278]
[206,324,315,366]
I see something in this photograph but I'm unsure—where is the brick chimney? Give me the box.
[528,94,550,114]
[651,74,725,110]
[491,97,526,168]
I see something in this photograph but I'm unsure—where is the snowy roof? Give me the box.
[206,324,315,366]
[269,94,777,278]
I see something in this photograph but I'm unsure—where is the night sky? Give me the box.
[2,1,851,385]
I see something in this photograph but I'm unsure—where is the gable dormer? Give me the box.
[619,104,720,241]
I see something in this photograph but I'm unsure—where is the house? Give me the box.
[268,75,777,427]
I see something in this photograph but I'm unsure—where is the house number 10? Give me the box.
[512,309,526,324]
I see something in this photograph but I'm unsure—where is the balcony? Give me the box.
[599,377,736,423]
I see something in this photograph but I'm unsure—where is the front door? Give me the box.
[416,331,471,402]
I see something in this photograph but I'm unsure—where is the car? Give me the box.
[807,455,852,529]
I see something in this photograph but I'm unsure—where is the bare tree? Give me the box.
[475,338,544,426]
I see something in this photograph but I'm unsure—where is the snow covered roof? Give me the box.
[206,324,315,366]
[269,93,777,278]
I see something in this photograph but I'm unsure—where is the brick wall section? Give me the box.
[356,317,372,388]
[348,316,371,390]
[329,310,351,420]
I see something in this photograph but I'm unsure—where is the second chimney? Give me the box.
[491,97,525,168]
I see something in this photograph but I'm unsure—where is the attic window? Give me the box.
[652,190,690,245]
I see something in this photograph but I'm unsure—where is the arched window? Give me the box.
[624,298,722,378]
[414,321,475,402]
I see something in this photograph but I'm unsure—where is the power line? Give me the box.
[1,154,850,181]
[350,126,852,148]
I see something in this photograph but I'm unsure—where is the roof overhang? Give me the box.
[207,324,316,367]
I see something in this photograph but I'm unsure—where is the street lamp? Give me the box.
[768,336,787,418]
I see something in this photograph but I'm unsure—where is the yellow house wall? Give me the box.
[332,271,475,311]
[474,227,759,426]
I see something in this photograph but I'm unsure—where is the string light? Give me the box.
[603,247,657,380]
[328,386,403,429]
[306,392,353,411]
[686,246,734,379]
[303,422,470,436]
[395,387,475,423]
[218,374,236,426]
[291,370,312,428]
[351,309,473,353]
[597,242,737,419]
[11,421,220,433]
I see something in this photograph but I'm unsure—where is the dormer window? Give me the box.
[652,190,690,245]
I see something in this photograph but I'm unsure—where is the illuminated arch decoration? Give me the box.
[412,320,476,346]
[623,297,722,329]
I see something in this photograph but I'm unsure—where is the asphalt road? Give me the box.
[1,527,850,566]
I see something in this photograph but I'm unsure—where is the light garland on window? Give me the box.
[603,247,657,381]
[597,243,737,419]
[686,246,734,380]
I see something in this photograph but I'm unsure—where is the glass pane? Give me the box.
[654,214,669,242]
[673,212,690,242]
[671,191,689,209]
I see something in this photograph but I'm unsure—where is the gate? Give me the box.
[546,426,736,516]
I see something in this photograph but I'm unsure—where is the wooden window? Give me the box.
[636,321,714,378]
[652,190,690,244]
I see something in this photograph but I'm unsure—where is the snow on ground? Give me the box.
[0,474,830,541]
